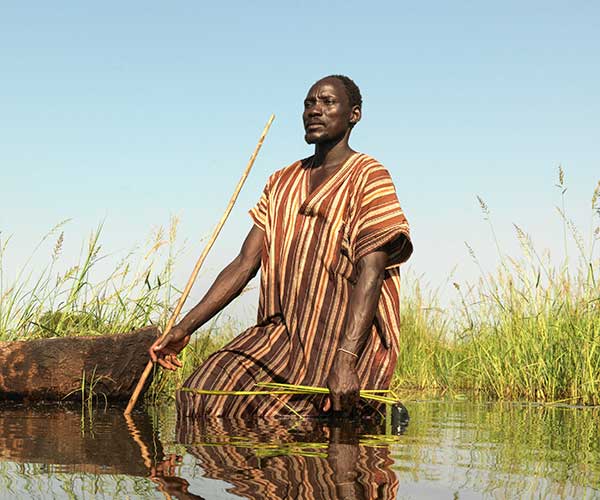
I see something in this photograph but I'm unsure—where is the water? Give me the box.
[0,400,598,499]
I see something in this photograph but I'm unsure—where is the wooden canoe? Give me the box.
[0,326,159,402]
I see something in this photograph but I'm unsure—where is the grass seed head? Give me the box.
[476,195,490,217]
[558,164,565,187]
[465,242,477,260]
[592,181,600,212]
[52,232,64,261]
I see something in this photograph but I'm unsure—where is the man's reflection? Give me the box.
[152,416,399,500]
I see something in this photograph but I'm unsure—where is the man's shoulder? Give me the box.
[265,153,392,188]
[354,153,384,170]
[266,156,311,186]
[351,153,390,180]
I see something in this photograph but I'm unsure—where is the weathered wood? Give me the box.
[0,327,158,401]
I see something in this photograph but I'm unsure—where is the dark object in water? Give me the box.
[324,400,410,435]
[0,405,161,476]
[0,326,158,401]
[391,401,410,434]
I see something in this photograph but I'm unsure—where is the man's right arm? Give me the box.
[149,224,263,370]
[178,224,263,333]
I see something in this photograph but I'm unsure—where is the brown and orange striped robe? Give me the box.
[176,417,399,500]
[177,153,412,418]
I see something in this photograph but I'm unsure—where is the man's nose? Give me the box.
[307,103,323,116]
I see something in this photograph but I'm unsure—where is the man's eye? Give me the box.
[325,99,335,105]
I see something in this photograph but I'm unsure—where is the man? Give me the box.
[150,75,412,418]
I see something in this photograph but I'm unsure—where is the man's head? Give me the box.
[303,75,362,145]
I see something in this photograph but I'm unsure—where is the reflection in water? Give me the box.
[0,401,599,499]
[160,416,398,500]
[0,404,161,476]
[397,402,600,498]
[0,404,164,498]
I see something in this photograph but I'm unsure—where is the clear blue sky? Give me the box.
[1,2,598,315]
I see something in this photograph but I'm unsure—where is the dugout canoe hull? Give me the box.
[0,326,159,402]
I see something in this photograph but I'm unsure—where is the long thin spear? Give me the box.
[124,114,275,415]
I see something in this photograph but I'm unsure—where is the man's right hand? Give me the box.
[149,325,190,371]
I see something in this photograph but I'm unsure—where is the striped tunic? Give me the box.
[176,417,399,499]
[177,153,412,418]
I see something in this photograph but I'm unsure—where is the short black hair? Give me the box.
[321,74,362,110]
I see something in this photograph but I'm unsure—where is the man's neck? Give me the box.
[312,135,355,171]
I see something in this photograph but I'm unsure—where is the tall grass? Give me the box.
[0,216,249,403]
[394,174,600,404]
[0,218,181,341]
[2,173,599,405]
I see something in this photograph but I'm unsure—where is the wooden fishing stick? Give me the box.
[125,414,172,499]
[124,114,275,415]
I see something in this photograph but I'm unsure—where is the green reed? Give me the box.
[394,174,600,404]
[2,171,598,406]
[0,218,181,341]
[0,216,247,405]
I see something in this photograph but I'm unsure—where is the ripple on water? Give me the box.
[0,400,598,499]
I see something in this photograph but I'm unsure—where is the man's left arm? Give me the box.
[326,245,390,415]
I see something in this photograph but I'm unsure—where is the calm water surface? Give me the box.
[0,400,598,499]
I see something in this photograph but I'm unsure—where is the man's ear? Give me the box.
[349,105,362,126]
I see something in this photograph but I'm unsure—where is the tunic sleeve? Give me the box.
[248,178,270,232]
[353,167,413,269]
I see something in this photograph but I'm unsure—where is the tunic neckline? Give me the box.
[299,152,361,214]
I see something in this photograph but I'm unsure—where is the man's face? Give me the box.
[303,78,358,145]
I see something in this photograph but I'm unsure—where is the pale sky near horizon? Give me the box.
[1,2,598,321]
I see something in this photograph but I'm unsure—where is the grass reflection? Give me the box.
[0,402,599,499]
[395,400,600,498]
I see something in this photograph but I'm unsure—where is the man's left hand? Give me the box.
[326,350,360,415]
